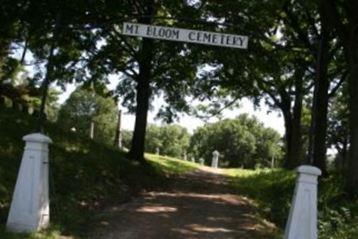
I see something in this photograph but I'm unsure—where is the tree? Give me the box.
[320,0,358,196]
[145,124,190,158]
[190,0,346,173]
[84,0,205,161]
[0,56,60,120]
[0,0,22,78]
[327,86,349,170]
[57,87,117,146]
[189,0,314,169]
[0,0,100,131]
[189,114,282,168]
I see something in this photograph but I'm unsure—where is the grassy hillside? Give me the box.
[0,107,198,238]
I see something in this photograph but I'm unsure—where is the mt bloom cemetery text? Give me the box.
[122,22,248,49]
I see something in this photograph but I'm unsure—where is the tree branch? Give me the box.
[328,71,348,98]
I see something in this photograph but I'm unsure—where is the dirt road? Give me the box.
[89,167,277,239]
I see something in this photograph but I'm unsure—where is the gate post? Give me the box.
[7,133,52,233]
[284,165,321,239]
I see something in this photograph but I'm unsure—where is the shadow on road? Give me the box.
[90,168,277,239]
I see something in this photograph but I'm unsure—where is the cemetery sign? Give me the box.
[122,22,248,49]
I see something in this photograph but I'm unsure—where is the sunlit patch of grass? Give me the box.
[220,168,273,177]
[225,168,296,228]
[146,153,200,175]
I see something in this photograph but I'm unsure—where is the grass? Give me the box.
[146,153,200,175]
[225,168,358,239]
[224,168,296,227]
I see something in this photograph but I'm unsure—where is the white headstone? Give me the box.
[211,150,219,168]
[183,152,187,161]
[191,157,195,163]
[284,165,322,239]
[155,147,160,155]
[90,121,95,139]
[199,158,205,165]
[7,133,52,233]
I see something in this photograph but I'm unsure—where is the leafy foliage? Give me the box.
[145,124,190,158]
[57,87,117,146]
[327,86,349,169]
[189,114,283,168]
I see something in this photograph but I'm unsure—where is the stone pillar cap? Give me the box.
[297,165,321,176]
[23,133,52,144]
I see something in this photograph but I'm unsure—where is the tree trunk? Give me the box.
[291,71,304,167]
[37,15,60,132]
[347,34,358,196]
[283,114,303,169]
[282,77,304,169]
[309,29,330,175]
[335,137,348,171]
[283,111,292,168]
[283,110,297,169]
[128,1,156,161]
[341,136,348,170]
[128,37,154,161]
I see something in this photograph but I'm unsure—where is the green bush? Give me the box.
[318,174,358,239]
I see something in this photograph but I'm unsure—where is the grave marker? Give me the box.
[211,150,219,168]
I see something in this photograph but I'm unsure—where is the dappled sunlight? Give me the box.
[136,205,177,213]
[145,191,248,206]
[186,224,234,233]
[207,216,232,222]
[146,153,200,174]
[91,169,278,239]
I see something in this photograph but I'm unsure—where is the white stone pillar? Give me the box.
[7,133,52,233]
[284,165,322,239]
[211,150,219,168]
